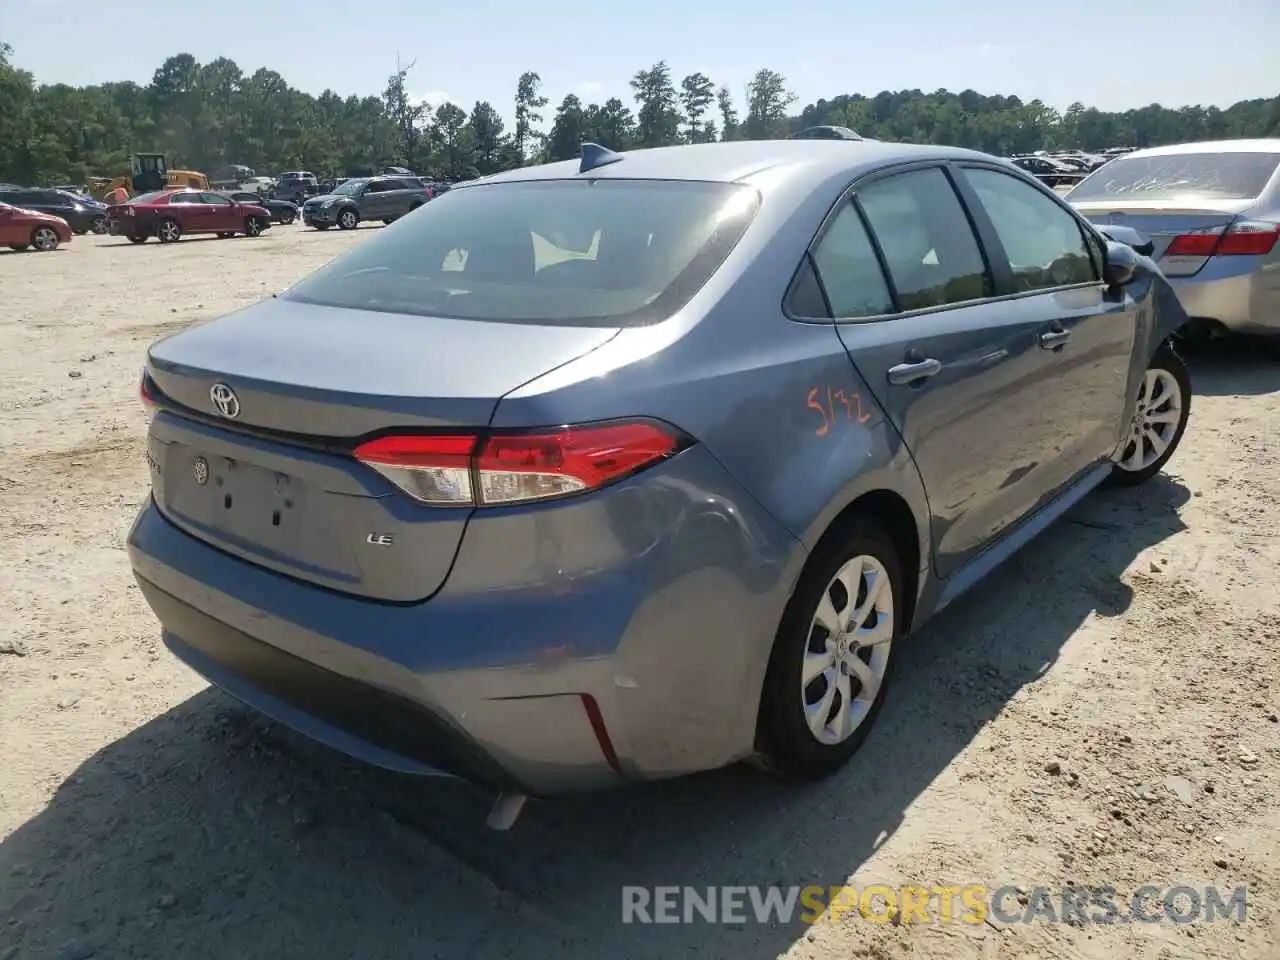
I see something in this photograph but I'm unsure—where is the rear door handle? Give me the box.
[887,358,943,385]
[1040,327,1071,350]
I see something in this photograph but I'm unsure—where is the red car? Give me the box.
[0,200,73,252]
[107,189,273,244]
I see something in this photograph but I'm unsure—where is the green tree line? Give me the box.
[2,42,1278,187]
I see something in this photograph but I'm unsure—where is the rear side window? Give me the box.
[856,168,992,311]
[808,202,893,318]
[964,168,1098,290]
[284,179,761,327]
[127,191,166,204]
[1068,151,1280,202]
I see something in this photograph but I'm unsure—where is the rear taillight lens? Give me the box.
[1217,220,1280,256]
[351,434,476,505]
[353,420,684,507]
[1165,220,1279,258]
[1163,230,1220,257]
[139,369,157,413]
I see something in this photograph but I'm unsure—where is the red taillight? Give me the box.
[1217,221,1280,256]
[1165,220,1279,258]
[353,420,682,507]
[1163,231,1220,257]
[139,370,157,412]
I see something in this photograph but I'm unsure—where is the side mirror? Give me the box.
[1103,240,1140,287]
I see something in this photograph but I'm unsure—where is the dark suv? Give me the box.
[273,172,320,204]
[0,189,108,234]
[301,176,431,230]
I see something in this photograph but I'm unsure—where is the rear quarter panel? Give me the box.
[491,164,933,585]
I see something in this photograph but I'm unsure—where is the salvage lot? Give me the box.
[1,229,1279,960]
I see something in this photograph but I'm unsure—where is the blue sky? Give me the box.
[3,0,1277,127]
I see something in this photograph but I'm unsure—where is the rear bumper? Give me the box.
[1168,259,1280,335]
[127,446,803,795]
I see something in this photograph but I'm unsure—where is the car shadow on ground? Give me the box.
[1181,338,1280,397]
[0,477,1189,960]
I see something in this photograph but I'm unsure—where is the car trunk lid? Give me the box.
[1070,198,1255,276]
[144,297,619,601]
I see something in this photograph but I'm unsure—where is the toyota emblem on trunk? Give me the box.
[192,456,209,486]
[209,383,240,419]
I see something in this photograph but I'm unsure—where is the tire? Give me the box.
[381,218,394,225]
[337,208,358,230]
[73,228,86,236]
[31,227,60,251]
[128,235,147,244]
[91,216,107,235]
[217,232,235,239]
[755,516,903,780]
[1105,342,1191,487]
[280,211,295,225]
[244,216,262,237]
[157,218,182,243]
[9,243,29,251]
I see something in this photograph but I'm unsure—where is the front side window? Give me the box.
[331,180,365,196]
[284,179,761,327]
[964,168,1098,291]
[856,168,992,312]
[168,192,200,204]
[808,201,893,318]
[200,193,233,205]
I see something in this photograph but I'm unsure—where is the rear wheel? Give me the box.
[31,227,60,251]
[755,516,902,780]
[337,208,358,230]
[8,243,29,251]
[157,218,182,243]
[280,210,295,225]
[91,215,107,234]
[1106,342,1191,487]
[217,232,235,239]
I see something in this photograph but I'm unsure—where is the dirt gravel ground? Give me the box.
[1,226,1279,960]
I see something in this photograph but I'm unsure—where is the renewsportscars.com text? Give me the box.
[621,884,1248,925]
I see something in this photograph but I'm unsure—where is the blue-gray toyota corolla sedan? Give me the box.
[128,139,1192,826]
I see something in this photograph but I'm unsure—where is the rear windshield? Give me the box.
[1069,151,1280,202]
[283,179,761,326]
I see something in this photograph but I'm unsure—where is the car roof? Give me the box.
[1124,139,1280,159]
[466,139,999,188]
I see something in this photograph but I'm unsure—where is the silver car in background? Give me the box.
[1067,139,1280,353]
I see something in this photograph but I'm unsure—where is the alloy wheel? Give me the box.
[1117,368,1182,472]
[802,554,895,745]
[32,227,58,251]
